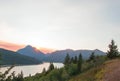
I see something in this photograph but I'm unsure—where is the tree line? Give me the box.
[64,53,82,73]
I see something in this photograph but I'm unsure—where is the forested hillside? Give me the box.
[0,48,41,65]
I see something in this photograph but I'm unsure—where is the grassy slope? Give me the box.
[69,59,120,81]
[69,65,104,81]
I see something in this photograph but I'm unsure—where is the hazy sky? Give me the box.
[0,0,120,52]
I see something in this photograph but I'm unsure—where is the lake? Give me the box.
[0,62,64,77]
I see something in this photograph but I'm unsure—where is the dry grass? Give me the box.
[69,59,120,81]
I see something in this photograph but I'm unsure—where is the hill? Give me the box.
[69,59,120,81]
[0,48,42,65]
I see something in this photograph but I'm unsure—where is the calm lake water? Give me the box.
[0,62,64,77]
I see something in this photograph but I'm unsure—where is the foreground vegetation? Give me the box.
[0,40,119,81]
[24,55,107,81]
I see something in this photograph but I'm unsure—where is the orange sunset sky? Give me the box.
[0,40,55,54]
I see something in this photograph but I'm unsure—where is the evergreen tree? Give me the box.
[77,54,82,73]
[64,53,70,65]
[16,71,24,81]
[48,63,54,72]
[42,68,46,74]
[89,52,95,61]
[73,56,77,64]
[70,57,74,64]
[107,40,119,59]
[12,71,24,81]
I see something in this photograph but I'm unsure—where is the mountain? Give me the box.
[17,45,105,62]
[0,48,41,65]
[44,49,105,62]
[17,45,45,61]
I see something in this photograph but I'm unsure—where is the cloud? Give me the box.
[0,40,25,51]
[38,47,55,54]
[0,40,55,53]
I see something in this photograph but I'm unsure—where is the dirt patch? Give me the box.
[103,59,120,81]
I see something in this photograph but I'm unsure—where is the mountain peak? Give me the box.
[23,45,37,51]
[17,45,45,60]
[94,49,105,53]
[25,45,33,48]
[21,45,41,53]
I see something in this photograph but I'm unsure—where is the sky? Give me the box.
[0,0,120,52]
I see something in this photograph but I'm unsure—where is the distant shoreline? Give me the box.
[0,63,42,67]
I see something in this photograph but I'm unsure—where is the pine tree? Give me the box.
[42,68,46,74]
[70,57,74,63]
[91,52,95,60]
[107,40,119,59]
[77,54,82,73]
[73,56,77,64]
[16,71,24,81]
[64,53,70,65]
[88,52,95,62]
[48,63,54,72]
